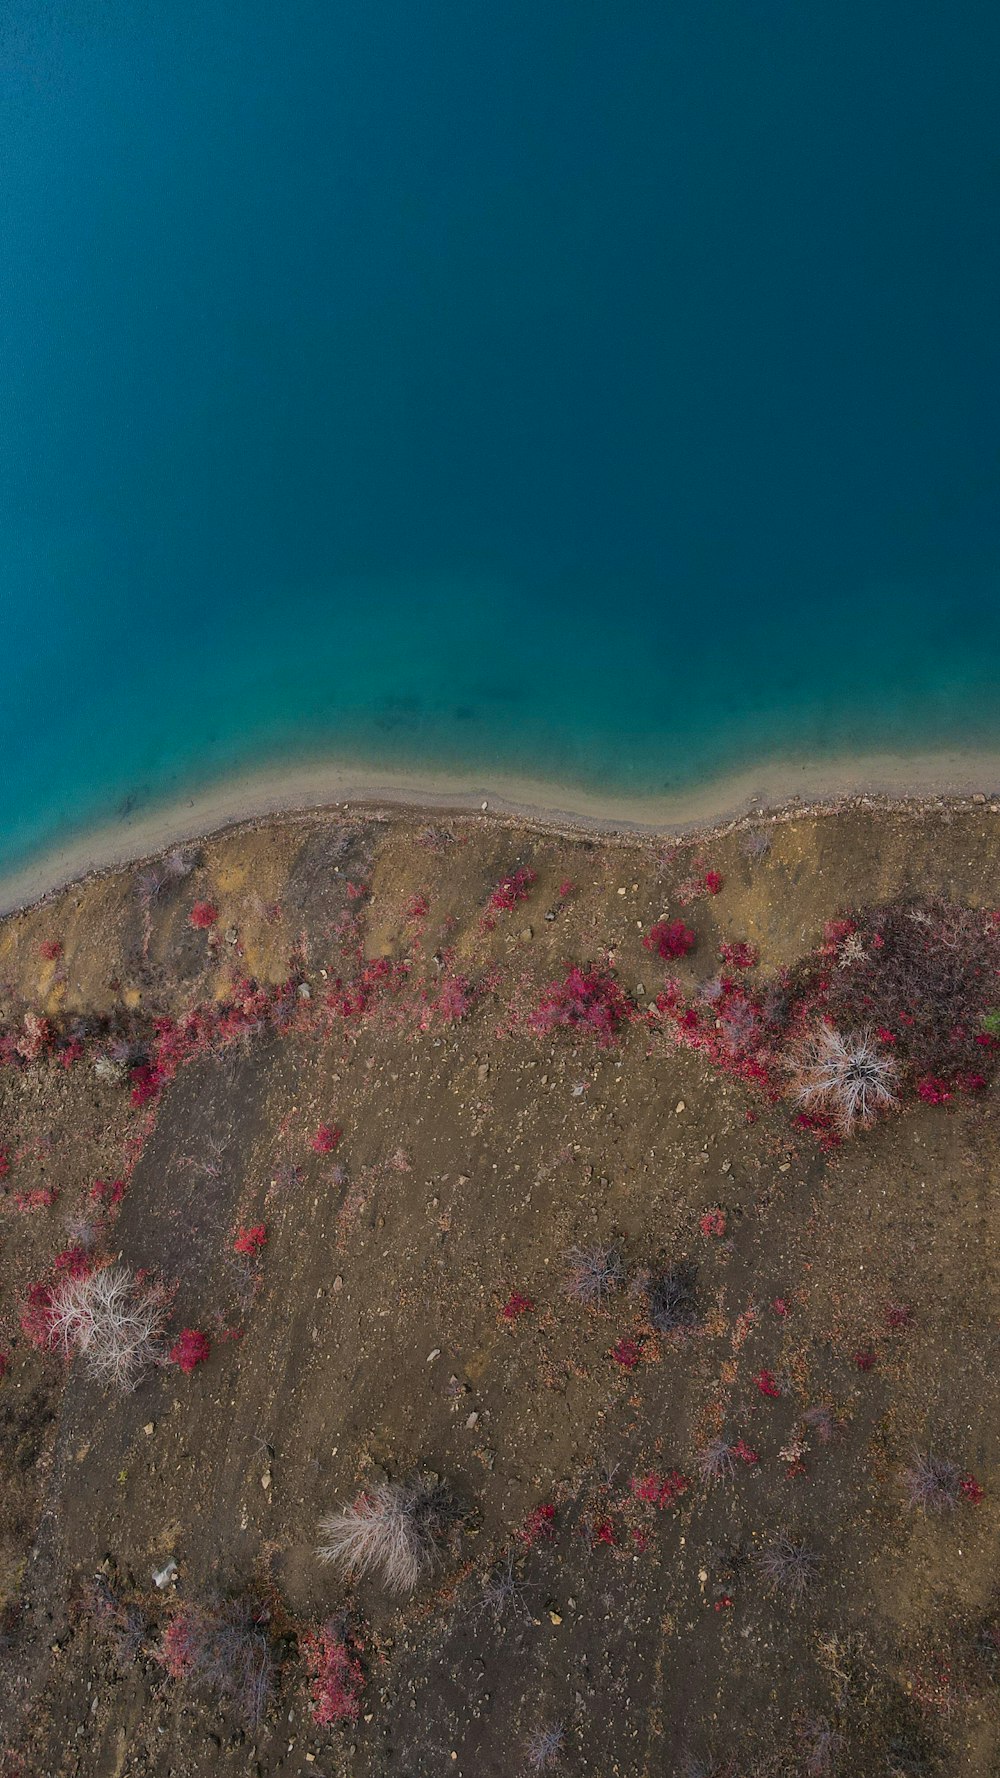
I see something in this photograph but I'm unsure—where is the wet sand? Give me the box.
[2,743,1000,915]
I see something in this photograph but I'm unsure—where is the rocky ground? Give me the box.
[0,797,999,1777]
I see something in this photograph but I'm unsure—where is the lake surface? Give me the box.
[1,0,998,870]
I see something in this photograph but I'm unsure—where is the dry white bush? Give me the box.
[48,1265,169,1391]
[317,1476,452,1594]
[785,1023,899,1135]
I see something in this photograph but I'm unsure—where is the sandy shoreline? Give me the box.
[2,744,1000,917]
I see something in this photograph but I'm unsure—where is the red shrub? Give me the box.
[160,1607,199,1680]
[704,871,723,895]
[234,1224,267,1257]
[301,1622,364,1726]
[14,1186,57,1211]
[91,1177,126,1207]
[130,1062,165,1107]
[500,1289,534,1322]
[630,1470,689,1508]
[611,1336,642,1370]
[170,1328,211,1374]
[520,1502,557,1546]
[917,1076,952,1105]
[644,920,695,960]
[311,1124,342,1154]
[38,939,63,962]
[489,868,537,913]
[53,1247,92,1279]
[755,1369,781,1398]
[529,965,633,1044]
[732,1437,759,1465]
[699,1208,727,1238]
[0,1150,8,1180]
[0,1352,8,1380]
[188,901,218,930]
[719,940,758,970]
[853,1349,877,1371]
[19,1280,58,1349]
[405,894,429,921]
[961,1473,986,1505]
[434,974,473,1023]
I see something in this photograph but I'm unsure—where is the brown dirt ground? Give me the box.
[0,800,999,1776]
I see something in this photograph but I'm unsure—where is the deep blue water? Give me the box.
[1,1,999,868]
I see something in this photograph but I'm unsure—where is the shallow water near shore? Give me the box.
[2,0,999,875]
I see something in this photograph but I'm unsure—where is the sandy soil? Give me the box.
[0,799,998,1776]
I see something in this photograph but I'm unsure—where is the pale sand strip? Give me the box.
[2,745,1000,917]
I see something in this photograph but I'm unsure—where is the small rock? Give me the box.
[973,792,986,803]
[332,1275,343,1292]
[549,1610,562,1625]
[721,1159,732,1173]
[519,925,533,940]
[261,1470,272,1491]
[675,1101,685,1114]
[152,1559,178,1590]
[143,1422,155,1437]
[427,1348,441,1364]
[466,1411,479,1429]
[296,982,312,999]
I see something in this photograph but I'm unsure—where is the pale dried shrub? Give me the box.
[784,1023,899,1135]
[47,1265,169,1392]
[317,1475,455,1594]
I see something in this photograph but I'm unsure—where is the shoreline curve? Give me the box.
[2,745,1000,918]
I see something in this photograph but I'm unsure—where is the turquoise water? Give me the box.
[1,1,999,869]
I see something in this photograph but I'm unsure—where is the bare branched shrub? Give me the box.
[755,1534,820,1601]
[802,1404,839,1445]
[562,1245,624,1306]
[161,1598,273,1728]
[471,1553,535,1628]
[799,1716,846,1777]
[525,1723,564,1770]
[740,827,772,861]
[696,1438,737,1485]
[47,1265,169,1391]
[317,1475,456,1594]
[83,1577,147,1673]
[902,1452,961,1514]
[646,1261,700,1334]
[785,1024,899,1135]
